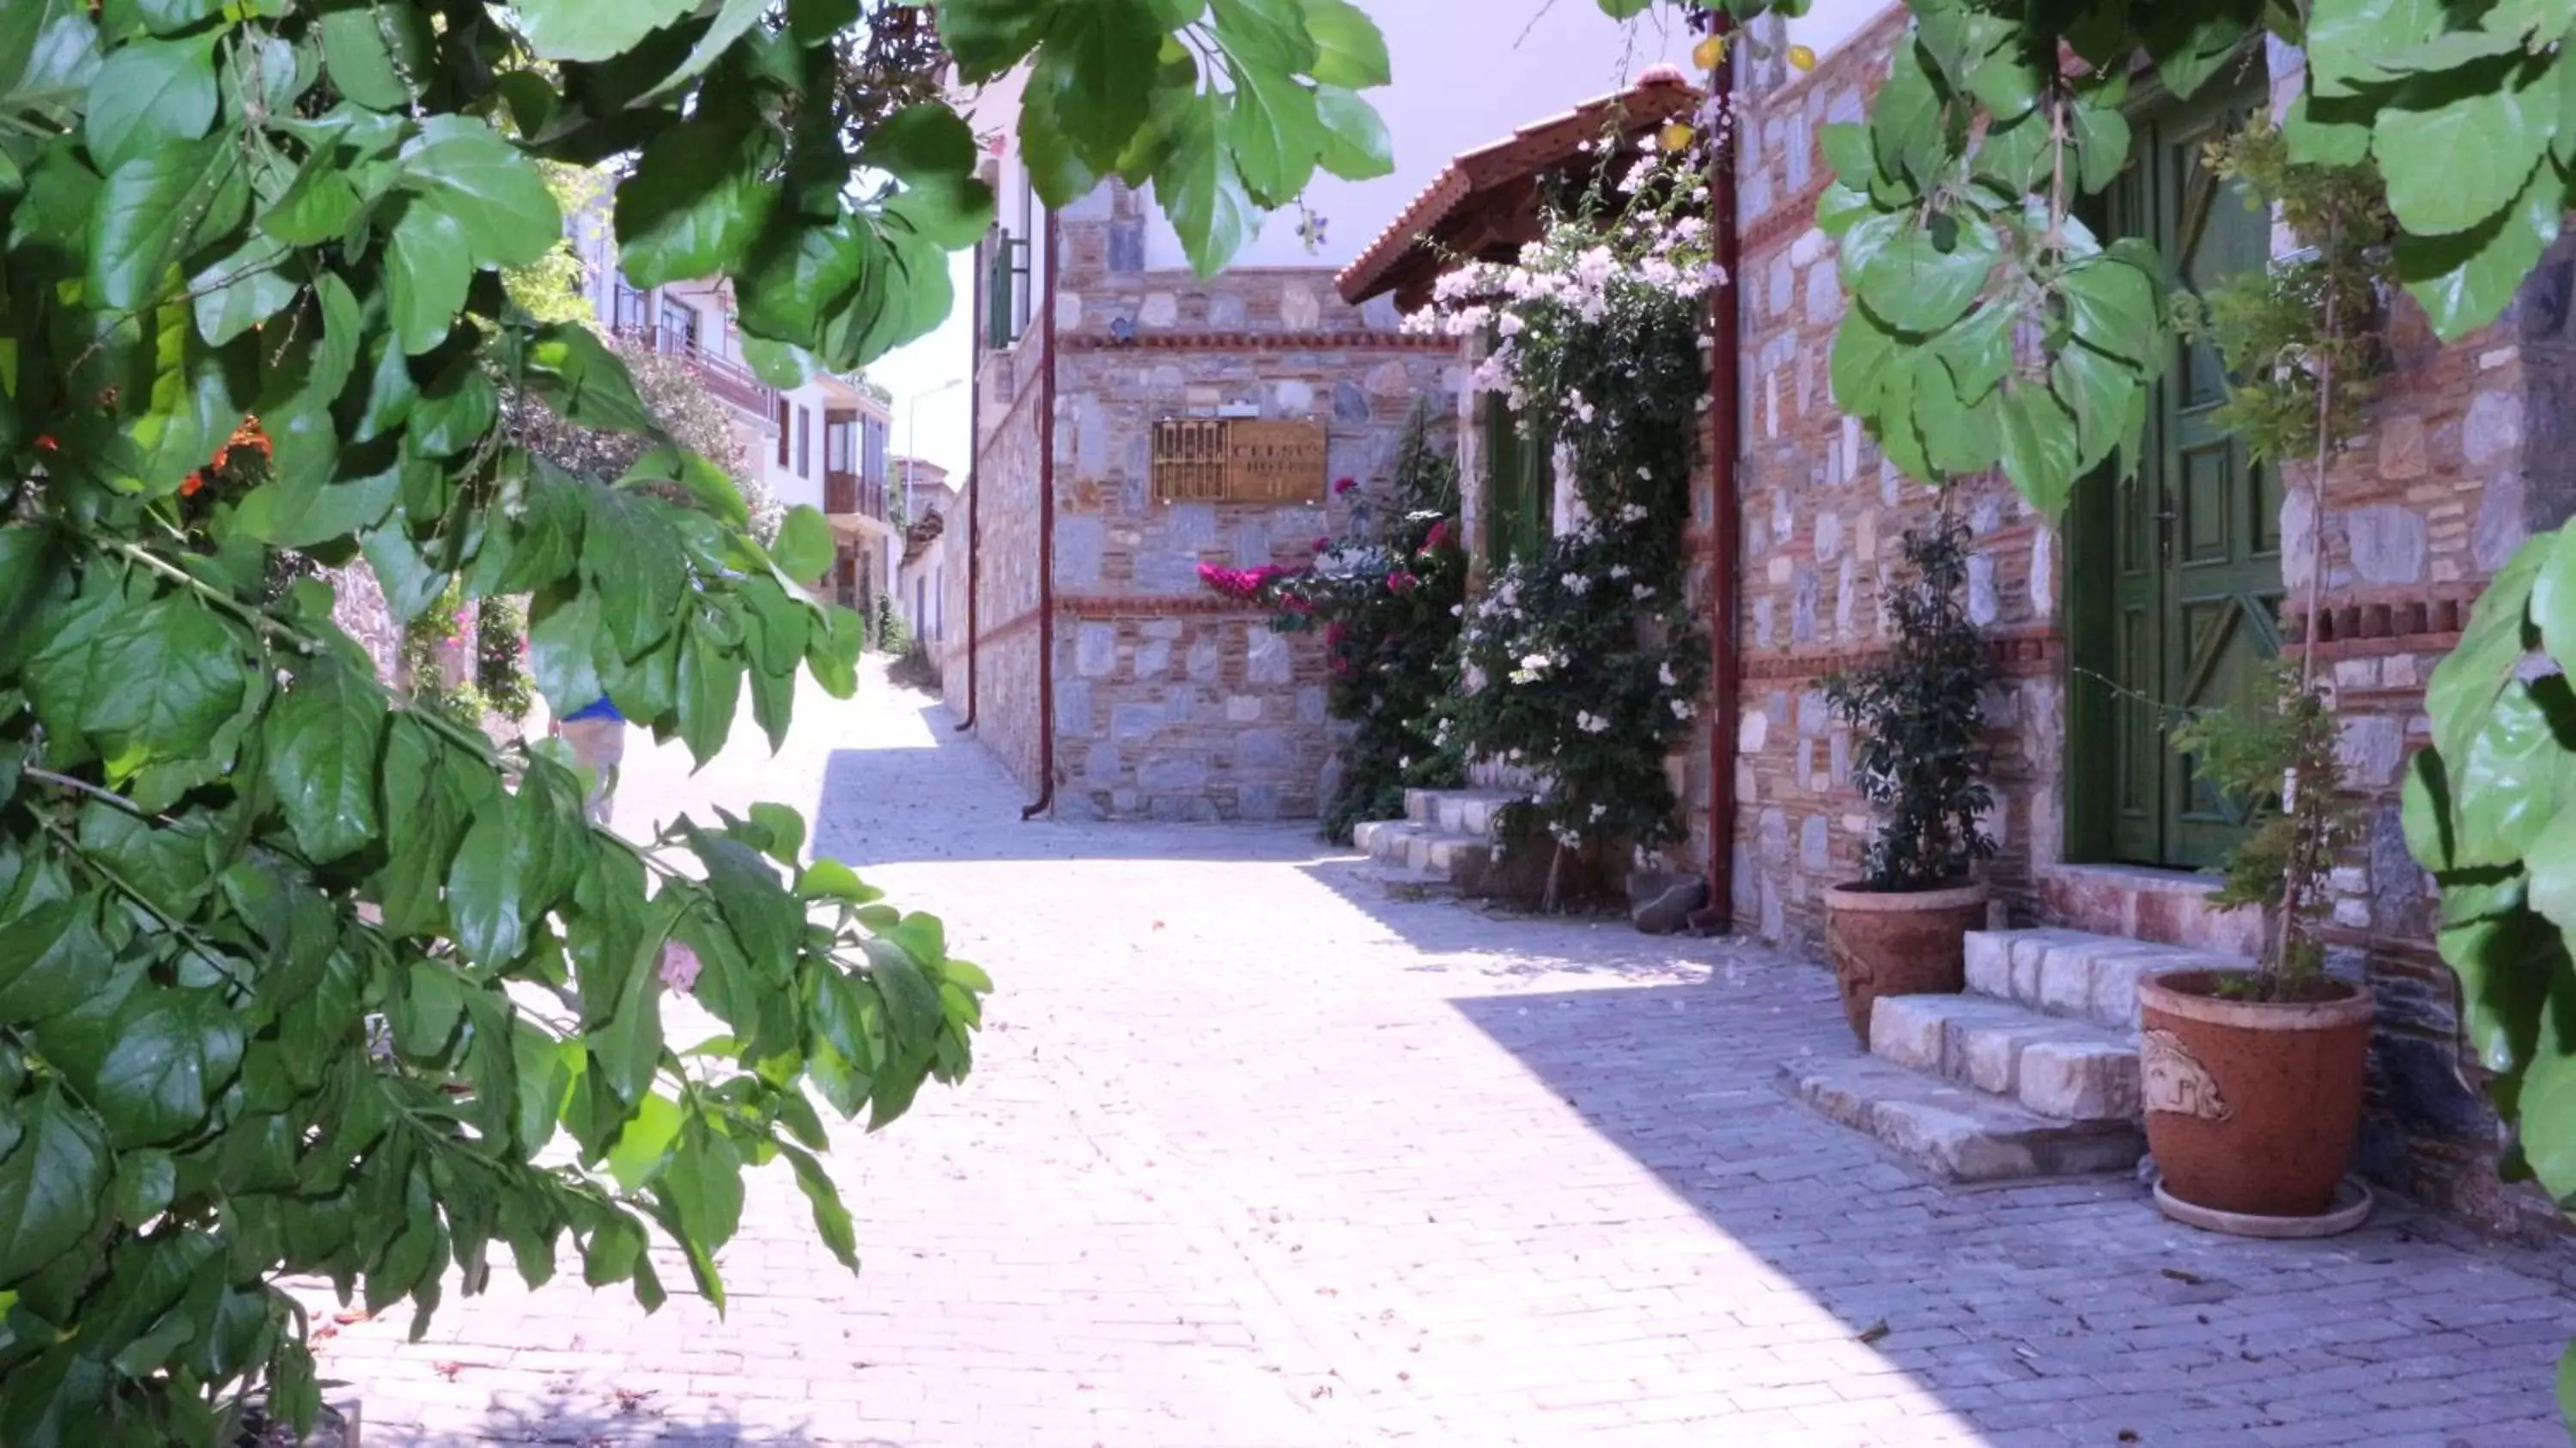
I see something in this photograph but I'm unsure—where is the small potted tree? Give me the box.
[2142,663,2373,1234]
[1822,513,1997,1044]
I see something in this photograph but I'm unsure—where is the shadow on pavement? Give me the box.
[1447,970,2576,1444]
[424,1396,900,1446]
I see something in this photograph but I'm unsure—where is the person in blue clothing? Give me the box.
[556,697,626,825]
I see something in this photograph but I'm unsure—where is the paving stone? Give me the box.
[297,662,2576,1448]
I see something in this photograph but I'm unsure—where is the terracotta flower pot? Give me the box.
[2139,970,2374,1219]
[1821,880,1990,1046]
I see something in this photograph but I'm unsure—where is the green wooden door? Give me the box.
[1485,399,1549,570]
[2079,85,2281,871]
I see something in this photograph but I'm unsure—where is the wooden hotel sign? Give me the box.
[1151,418,1327,503]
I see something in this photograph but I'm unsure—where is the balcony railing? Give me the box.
[611,325,778,418]
[825,470,887,521]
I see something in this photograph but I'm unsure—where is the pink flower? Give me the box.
[1334,477,1358,496]
[1312,536,1332,554]
[1388,570,1418,595]
[1424,519,1452,551]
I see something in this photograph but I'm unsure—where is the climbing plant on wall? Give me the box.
[0,0,1391,1440]
[1424,143,1713,903]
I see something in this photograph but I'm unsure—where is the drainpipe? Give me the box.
[1022,207,1061,820]
[957,227,988,732]
[1703,20,1745,931]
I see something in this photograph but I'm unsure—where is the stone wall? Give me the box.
[1699,9,2576,1238]
[963,325,1049,798]
[1030,181,1463,822]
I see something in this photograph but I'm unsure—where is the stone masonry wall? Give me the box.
[1042,181,1463,821]
[1707,10,2576,1238]
[963,325,1049,797]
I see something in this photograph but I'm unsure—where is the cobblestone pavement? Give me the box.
[315,664,2576,1446]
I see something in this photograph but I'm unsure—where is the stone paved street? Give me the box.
[314,665,2576,1446]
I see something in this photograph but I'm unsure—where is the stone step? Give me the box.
[1869,994,2140,1123]
[1400,788,1521,838]
[1962,928,2253,1031]
[1350,862,1466,902]
[1782,1055,2146,1183]
[1352,819,1494,893]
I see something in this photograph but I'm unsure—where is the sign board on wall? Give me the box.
[1151,418,1327,503]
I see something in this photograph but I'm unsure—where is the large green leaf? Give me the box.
[0,1,101,115]
[675,617,745,767]
[0,896,108,1023]
[513,0,696,64]
[615,110,780,290]
[2061,256,2164,368]
[386,199,472,356]
[1026,0,1161,173]
[2374,59,2553,237]
[1156,92,1257,277]
[1313,83,1392,182]
[83,33,216,174]
[88,987,243,1147]
[586,488,690,661]
[396,116,562,267]
[1856,212,1999,334]
[89,137,227,311]
[2306,0,2444,98]
[931,0,1050,82]
[1997,381,2081,515]
[2398,159,2565,340]
[189,230,298,348]
[314,6,432,113]
[1303,0,1388,87]
[0,1086,109,1287]
[2428,531,2545,776]
[264,654,387,865]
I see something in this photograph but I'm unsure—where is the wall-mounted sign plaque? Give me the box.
[1151,418,1327,503]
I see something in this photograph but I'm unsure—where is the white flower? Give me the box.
[1498,313,1525,338]
[1577,710,1610,735]
[1637,467,1654,481]
[1591,803,1608,821]
[1518,652,1552,674]
[1671,698,1697,721]
[1633,584,1656,600]
[1609,564,1631,581]
[1658,661,1677,687]
[1451,604,1465,618]
[1561,572,1591,596]
[1621,503,1650,523]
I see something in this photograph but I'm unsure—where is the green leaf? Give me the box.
[605,1092,683,1191]
[264,654,386,864]
[772,505,835,585]
[521,324,659,435]
[748,802,806,865]
[2429,531,2545,776]
[109,1149,174,1226]
[2398,159,2565,341]
[799,858,882,905]
[260,155,363,246]
[2455,678,2576,867]
[2284,92,2372,168]
[1856,212,2001,335]
[2069,100,2130,195]
[89,988,243,1147]
[0,1086,108,1287]
[2306,0,2443,98]
[2373,60,2551,238]
[781,1144,859,1271]
[397,116,562,267]
[1156,92,1258,277]
[315,6,430,113]
[1998,381,2081,516]
[1,1,100,114]
[2050,340,2142,473]
[374,715,481,935]
[860,103,978,183]
[1312,84,1392,181]
[1872,40,1947,190]
[1213,0,1318,71]
[392,960,465,1060]
[2536,518,2576,671]
[513,0,696,64]
[0,896,107,1023]
[616,109,779,291]
[658,1116,746,1254]
[530,588,606,715]
[1227,63,1321,208]
[2515,958,2576,1195]
[1027,0,1162,173]
[2061,256,2164,368]
[189,229,297,348]
[586,487,690,660]
[1301,0,1388,88]
[89,137,227,310]
[675,618,745,766]
[386,199,472,356]
[447,791,536,969]
[84,33,215,174]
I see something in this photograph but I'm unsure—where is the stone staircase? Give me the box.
[1351,788,1522,899]
[1783,928,2255,1183]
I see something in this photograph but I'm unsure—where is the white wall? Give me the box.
[1787,0,1893,66]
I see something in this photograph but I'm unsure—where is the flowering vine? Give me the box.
[1422,140,1715,900]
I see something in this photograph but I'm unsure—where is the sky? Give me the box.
[867,249,978,481]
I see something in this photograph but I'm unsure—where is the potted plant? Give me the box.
[2142,663,2373,1234]
[1820,513,1998,1044]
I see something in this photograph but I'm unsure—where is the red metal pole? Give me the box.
[1704,20,1744,931]
[958,228,987,731]
[1023,209,1060,820]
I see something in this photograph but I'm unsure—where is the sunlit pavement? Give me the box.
[313,660,2576,1446]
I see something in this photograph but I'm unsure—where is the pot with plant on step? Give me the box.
[2143,666,2374,1237]
[1820,513,1998,1046]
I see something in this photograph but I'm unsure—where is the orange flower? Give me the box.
[181,472,204,497]
[33,435,57,453]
